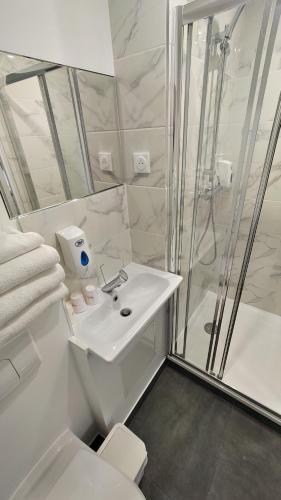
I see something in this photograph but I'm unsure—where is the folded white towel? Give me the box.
[0,283,68,347]
[0,264,65,328]
[0,228,44,264]
[0,245,60,295]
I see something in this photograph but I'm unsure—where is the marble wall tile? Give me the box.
[121,127,166,187]
[78,185,129,246]
[188,56,205,127]
[126,185,166,234]
[46,67,78,137]
[77,71,118,132]
[246,160,281,202]
[253,122,281,164]
[92,228,132,284]
[5,94,50,137]
[19,185,128,245]
[30,166,65,204]
[94,181,119,193]
[109,0,166,59]
[228,282,281,316]
[63,159,89,199]
[87,130,122,185]
[241,197,281,237]
[18,186,133,292]
[116,46,166,129]
[56,133,89,198]
[131,229,165,270]
[224,76,251,126]
[39,193,67,209]
[227,193,281,316]
[108,0,168,274]
[229,240,281,316]
[231,229,281,292]
[20,135,58,170]
[18,197,81,247]
[258,200,281,235]
[217,123,242,166]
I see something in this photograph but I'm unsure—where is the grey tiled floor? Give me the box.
[128,363,281,500]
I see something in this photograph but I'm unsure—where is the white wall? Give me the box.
[0,0,114,75]
[0,201,95,500]
[0,305,95,500]
[0,1,115,496]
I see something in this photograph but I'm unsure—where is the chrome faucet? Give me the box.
[101,268,128,294]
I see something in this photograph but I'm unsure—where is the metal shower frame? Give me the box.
[168,0,281,426]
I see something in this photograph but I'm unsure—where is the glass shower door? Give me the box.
[172,0,275,374]
[211,4,281,416]
[217,94,281,415]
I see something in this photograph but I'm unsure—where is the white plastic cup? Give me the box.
[70,292,87,313]
[84,285,98,305]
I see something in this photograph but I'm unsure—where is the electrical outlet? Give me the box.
[133,152,150,174]
[99,152,113,172]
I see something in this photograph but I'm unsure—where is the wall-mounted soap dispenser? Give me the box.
[56,226,92,278]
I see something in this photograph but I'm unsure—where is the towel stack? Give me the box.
[0,228,68,347]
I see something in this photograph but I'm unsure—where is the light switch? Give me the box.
[99,152,113,172]
[0,359,20,401]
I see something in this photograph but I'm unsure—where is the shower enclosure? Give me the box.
[169,0,281,424]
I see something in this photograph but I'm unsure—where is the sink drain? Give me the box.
[120,308,132,317]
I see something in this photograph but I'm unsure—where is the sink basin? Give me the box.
[69,263,182,363]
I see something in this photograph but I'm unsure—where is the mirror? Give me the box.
[0,51,122,217]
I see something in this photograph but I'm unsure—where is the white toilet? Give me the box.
[10,428,146,500]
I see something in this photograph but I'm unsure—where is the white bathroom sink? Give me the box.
[69,263,182,362]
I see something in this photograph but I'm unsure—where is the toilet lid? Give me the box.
[45,449,145,500]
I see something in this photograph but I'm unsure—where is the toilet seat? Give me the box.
[11,430,145,500]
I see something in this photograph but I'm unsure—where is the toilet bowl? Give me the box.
[10,429,146,500]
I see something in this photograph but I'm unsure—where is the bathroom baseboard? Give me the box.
[125,359,168,426]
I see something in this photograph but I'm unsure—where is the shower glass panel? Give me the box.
[174,0,267,371]
[212,9,281,415]
[171,0,281,423]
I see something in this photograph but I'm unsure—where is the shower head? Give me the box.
[215,3,245,46]
[225,4,245,39]
[214,4,245,54]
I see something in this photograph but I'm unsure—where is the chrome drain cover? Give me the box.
[120,308,132,317]
[204,322,215,335]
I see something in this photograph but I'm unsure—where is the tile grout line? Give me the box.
[114,44,166,63]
